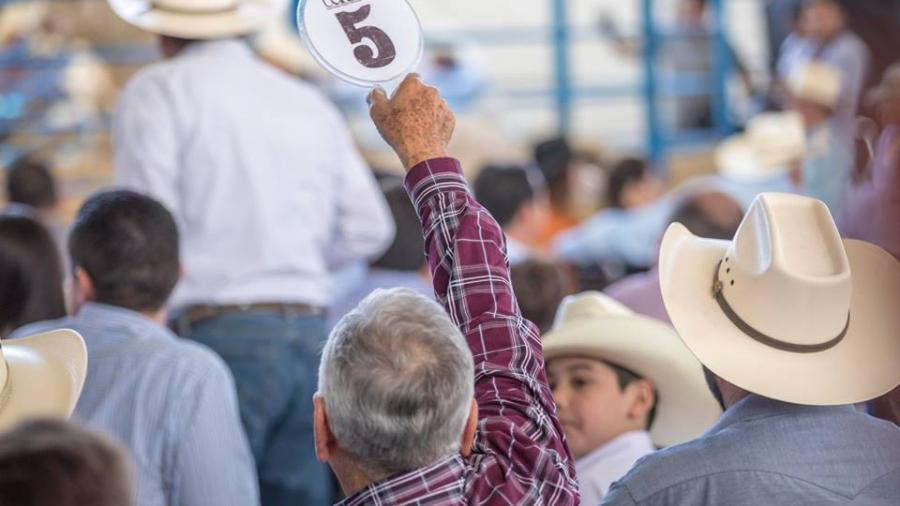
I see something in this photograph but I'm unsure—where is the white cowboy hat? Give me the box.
[0,330,88,431]
[716,112,806,182]
[788,61,842,110]
[660,193,900,406]
[542,293,721,448]
[108,0,284,40]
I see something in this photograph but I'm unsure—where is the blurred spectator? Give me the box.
[13,190,258,506]
[605,191,743,324]
[534,138,580,249]
[420,41,488,112]
[786,61,852,218]
[0,419,133,506]
[109,1,394,503]
[777,0,869,134]
[510,259,575,333]
[600,0,752,130]
[544,293,720,504]
[329,183,432,329]
[474,164,544,264]
[844,64,900,426]
[765,0,805,73]
[606,158,664,211]
[3,157,65,246]
[0,215,65,336]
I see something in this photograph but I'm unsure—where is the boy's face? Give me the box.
[548,357,654,460]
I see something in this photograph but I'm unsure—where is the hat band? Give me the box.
[712,261,850,353]
[151,1,240,15]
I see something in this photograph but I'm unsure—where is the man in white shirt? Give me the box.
[543,293,720,504]
[107,0,394,504]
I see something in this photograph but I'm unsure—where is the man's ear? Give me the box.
[314,394,335,463]
[72,267,96,310]
[626,380,656,424]
[460,398,479,457]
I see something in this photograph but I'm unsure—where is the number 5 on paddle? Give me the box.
[298,0,423,86]
[335,5,397,69]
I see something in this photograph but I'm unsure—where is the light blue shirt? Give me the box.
[13,303,259,506]
[803,122,853,222]
[602,395,900,505]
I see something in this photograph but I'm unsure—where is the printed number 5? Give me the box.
[335,5,397,69]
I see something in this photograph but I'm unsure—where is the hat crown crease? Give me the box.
[723,194,852,347]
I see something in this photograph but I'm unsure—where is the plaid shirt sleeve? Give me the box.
[405,158,579,505]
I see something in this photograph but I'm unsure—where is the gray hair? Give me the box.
[319,288,475,475]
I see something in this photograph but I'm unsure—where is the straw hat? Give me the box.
[0,330,88,431]
[787,61,842,110]
[716,112,806,182]
[542,293,721,447]
[108,0,284,40]
[660,193,900,406]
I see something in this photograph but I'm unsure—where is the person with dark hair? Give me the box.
[6,157,58,211]
[328,183,432,329]
[0,215,66,336]
[4,157,66,250]
[606,158,664,210]
[474,165,544,264]
[554,159,668,271]
[110,1,393,503]
[533,138,581,249]
[0,419,134,506]
[12,190,258,506]
[605,191,743,323]
[509,259,574,333]
[543,292,720,504]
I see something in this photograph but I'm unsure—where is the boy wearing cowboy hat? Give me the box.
[543,293,720,504]
[106,0,395,503]
[601,192,900,505]
[786,61,853,219]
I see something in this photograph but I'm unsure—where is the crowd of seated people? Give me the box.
[0,0,897,505]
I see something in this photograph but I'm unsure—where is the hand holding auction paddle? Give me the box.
[368,75,455,170]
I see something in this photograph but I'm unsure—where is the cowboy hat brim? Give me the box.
[715,135,794,183]
[109,0,281,39]
[543,315,722,447]
[0,330,87,431]
[660,223,900,406]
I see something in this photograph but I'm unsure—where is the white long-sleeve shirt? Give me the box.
[113,39,394,308]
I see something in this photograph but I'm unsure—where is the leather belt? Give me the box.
[181,303,326,326]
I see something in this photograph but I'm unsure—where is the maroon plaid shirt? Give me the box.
[336,158,579,506]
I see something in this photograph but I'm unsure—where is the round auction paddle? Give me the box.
[297,0,424,87]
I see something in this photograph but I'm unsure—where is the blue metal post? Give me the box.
[551,0,572,134]
[641,0,663,167]
[709,0,732,135]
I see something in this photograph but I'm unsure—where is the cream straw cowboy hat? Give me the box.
[660,193,900,406]
[0,330,87,431]
[108,0,284,40]
[543,293,721,448]
[716,112,806,183]
[787,61,842,110]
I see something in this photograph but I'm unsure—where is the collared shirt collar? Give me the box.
[708,394,856,435]
[576,430,655,471]
[178,38,253,60]
[77,303,172,341]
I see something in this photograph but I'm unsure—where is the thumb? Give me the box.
[367,86,388,110]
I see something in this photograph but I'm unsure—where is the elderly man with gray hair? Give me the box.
[313,75,580,505]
